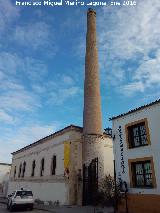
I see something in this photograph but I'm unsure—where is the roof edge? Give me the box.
[109,99,160,121]
[12,124,82,155]
[0,163,11,166]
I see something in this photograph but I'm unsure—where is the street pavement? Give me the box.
[0,197,113,213]
[0,202,114,213]
[35,205,113,213]
[0,203,49,213]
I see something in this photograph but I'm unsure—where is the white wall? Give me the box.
[8,181,68,204]
[8,129,82,204]
[11,131,71,179]
[103,137,114,177]
[11,130,83,179]
[0,164,11,196]
[0,164,11,183]
[112,102,160,195]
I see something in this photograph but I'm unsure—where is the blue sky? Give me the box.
[1,0,160,162]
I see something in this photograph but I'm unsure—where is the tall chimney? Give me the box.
[83,8,102,135]
[82,10,104,205]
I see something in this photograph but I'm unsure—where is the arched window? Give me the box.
[31,160,36,177]
[22,161,26,177]
[18,163,22,178]
[40,158,45,176]
[51,155,56,175]
[14,166,16,178]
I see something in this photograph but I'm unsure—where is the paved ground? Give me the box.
[0,197,114,213]
[35,205,113,213]
[0,203,47,213]
[0,202,114,213]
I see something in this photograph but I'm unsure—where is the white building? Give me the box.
[111,99,160,213]
[8,125,113,205]
[0,163,11,197]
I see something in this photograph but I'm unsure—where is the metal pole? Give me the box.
[125,191,128,213]
[113,160,117,213]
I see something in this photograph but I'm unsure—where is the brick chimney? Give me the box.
[83,8,102,136]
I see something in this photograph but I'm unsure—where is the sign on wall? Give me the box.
[118,125,125,174]
[64,142,70,178]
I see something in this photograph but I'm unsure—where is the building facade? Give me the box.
[8,125,113,205]
[111,99,160,213]
[0,163,11,197]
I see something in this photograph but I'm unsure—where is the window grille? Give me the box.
[31,160,36,177]
[14,166,16,178]
[132,161,153,187]
[40,158,45,176]
[22,161,26,177]
[18,164,22,178]
[128,122,148,148]
[51,155,56,175]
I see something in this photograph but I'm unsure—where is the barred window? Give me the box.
[51,155,56,175]
[40,158,45,176]
[18,163,22,178]
[14,166,16,178]
[31,160,36,177]
[22,161,26,177]
[127,121,149,148]
[131,161,153,187]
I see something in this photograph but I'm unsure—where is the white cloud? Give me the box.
[120,81,145,97]
[0,54,44,118]
[48,86,81,105]
[0,123,60,163]
[23,57,48,82]
[0,0,19,33]
[0,110,14,124]
[62,75,74,85]
[98,0,160,96]
[14,22,54,51]
[0,52,48,82]
[0,52,21,75]
[0,80,24,91]
[12,123,59,146]
[0,90,41,112]
[134,54,160,86]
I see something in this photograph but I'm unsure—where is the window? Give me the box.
[31,160,36,177]
[18,163,22,178]
[126,119,150,148]
[22,161,26,177]
[16,190,33,197]
[129,157,156,188]
[40,158,45,176]
[14,166,16,178]
[51,155,56,175]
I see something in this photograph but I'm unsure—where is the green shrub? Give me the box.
[95,175,121,207]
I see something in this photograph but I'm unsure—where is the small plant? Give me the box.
[47,200,53,206]
[35,198,44,205]
[53,200,60,206]
[95,175,121,207]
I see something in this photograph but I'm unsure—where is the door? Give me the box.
[83,157,98,205]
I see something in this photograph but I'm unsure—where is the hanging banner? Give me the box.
[64,142,70,178]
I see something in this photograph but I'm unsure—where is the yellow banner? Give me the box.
[64,142,70,169]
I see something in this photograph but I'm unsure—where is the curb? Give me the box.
[34,207,56,212]
[0,201,56,212]
[0,199,7,205]
[0,201,7,204]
